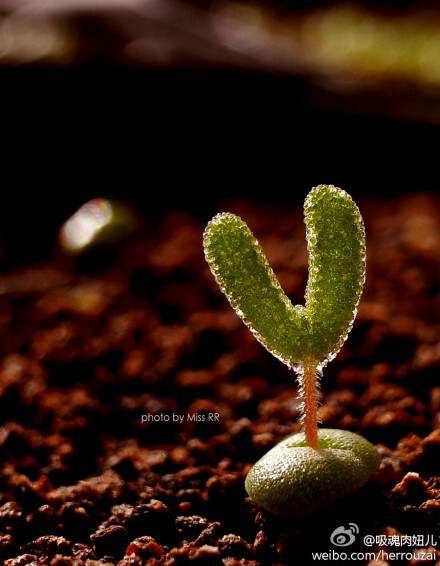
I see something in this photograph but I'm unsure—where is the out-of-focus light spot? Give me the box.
[299,5,440,87]
[0,15,76,65]
[60,198,114,253]
[212,3,266,53]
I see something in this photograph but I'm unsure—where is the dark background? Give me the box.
[1,0,439,266]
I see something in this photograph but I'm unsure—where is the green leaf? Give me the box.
[203,185,365,368]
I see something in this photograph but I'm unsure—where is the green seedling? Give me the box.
[203,185,381,514]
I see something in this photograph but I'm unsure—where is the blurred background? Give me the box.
[1,0,440,267]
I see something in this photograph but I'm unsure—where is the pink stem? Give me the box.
[302,363,319,448]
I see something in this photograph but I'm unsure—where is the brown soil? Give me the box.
[0,193,439,566]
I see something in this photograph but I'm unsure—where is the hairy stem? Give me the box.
[301,363,319,448]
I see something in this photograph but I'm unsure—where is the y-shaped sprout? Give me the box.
[203,185,380,515]
[203,185,365,447]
